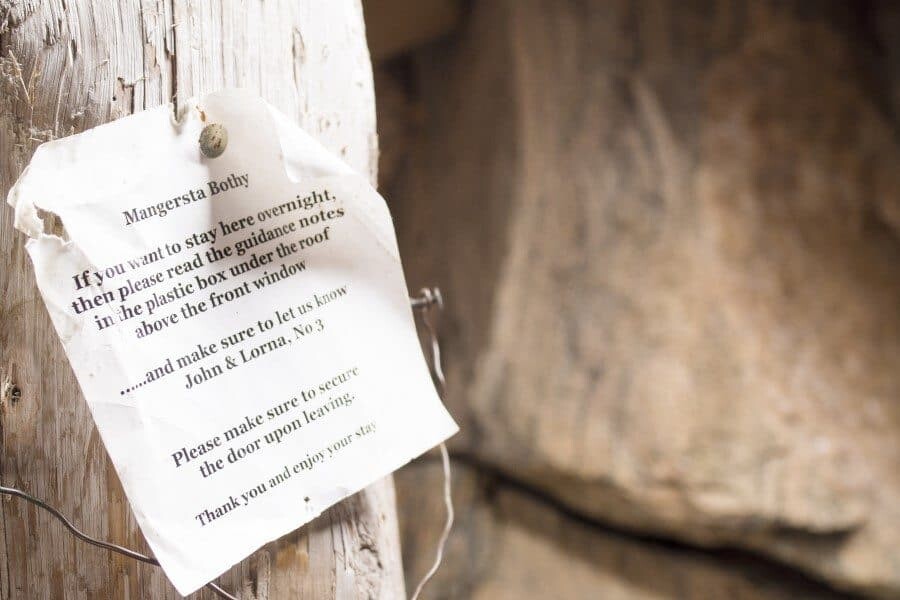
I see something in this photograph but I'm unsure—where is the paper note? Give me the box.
[7,89,457,595]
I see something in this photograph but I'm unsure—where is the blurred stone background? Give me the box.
[364,1,900,598]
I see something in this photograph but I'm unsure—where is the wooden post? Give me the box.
[0,1,405,598]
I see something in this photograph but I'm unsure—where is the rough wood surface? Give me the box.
[391,1,900,597]
[0,1,405,598]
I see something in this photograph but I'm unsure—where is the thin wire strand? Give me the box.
[0,485,159,566]
[0,292,452,600]
[0,485,237,599]
[409,443,453,600]
[410,287,454,600]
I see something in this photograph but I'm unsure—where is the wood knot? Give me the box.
[1,375,21,409]
[199,123,228,158]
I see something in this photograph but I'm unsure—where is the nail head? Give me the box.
[199,123,227,158]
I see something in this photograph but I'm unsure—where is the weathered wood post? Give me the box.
[0,1,405,598]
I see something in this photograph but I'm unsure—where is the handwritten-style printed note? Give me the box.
[7,90,458,594]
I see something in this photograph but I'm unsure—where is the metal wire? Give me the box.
[0,485,160,566]
[0,484,237,599]
[410,287,454,600]
[0,290,451,600]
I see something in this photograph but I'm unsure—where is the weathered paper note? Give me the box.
[7,89,458,594]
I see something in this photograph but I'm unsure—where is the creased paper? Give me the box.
[7,89,457,595]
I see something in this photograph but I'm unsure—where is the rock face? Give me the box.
[387,0,900,597]
[397,462,850,600]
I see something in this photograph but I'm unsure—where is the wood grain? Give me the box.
[0,1,404,598]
